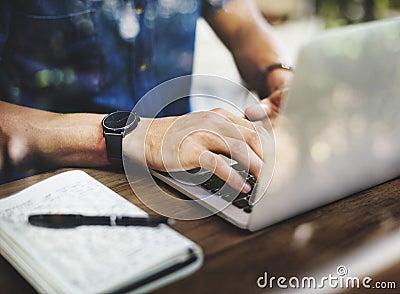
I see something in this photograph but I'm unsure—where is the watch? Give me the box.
[102,111,140,163]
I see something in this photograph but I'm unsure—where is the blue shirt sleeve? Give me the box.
[0,1,10,62]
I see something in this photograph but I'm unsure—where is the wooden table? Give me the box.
[0,168,399,293]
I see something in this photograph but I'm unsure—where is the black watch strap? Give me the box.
[104,132,124,163]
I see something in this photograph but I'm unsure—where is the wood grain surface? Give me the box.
[0,168,399,293]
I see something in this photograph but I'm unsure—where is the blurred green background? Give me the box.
[255,0,400,27]
[316,0,400,27]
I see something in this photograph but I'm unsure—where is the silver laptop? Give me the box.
[152,19,400,231]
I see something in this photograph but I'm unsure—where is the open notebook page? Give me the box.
[0,170,201,293]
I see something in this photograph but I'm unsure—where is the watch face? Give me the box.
[103,111,139,132]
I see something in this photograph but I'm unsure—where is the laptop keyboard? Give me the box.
[197,163,255,213]
[156,163,256,213]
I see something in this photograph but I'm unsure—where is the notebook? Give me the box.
[0,170,203,293]
[151,18,400,231]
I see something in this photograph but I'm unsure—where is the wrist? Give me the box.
[122,116,178,171]
[122,117,151,167]
[261,63,294,96]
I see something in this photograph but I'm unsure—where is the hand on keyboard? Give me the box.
[124,108,267,194]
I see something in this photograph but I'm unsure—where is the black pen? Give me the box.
[28,214,173,229]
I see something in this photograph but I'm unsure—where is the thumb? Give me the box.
[244,102,270,122]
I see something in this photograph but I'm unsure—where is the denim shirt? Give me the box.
[0,0,227,116]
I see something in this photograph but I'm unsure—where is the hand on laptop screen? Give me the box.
[245,68,293,125]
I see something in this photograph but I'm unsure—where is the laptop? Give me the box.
[151,18,400,231]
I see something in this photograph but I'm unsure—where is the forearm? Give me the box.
[206,0,292,96]
[232,15,291,95]
[0,101,109,171]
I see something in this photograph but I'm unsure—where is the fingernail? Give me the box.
[242,182,252,193]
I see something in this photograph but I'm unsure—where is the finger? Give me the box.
[208,134,263,178]
[199,151,252,193]
[211,108,256,131]
[210,109,267,159]
[231,126,264,164]
[201,125,264,167]
[192,110,264,158]
[223,137,263,179]
[217,122,264,159]
[244,103,269,122]
[245,87,288,121]
[269,87,289,109]
[202,130,263,178]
